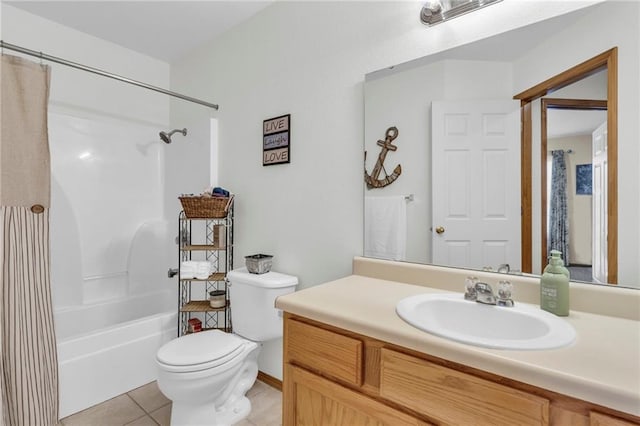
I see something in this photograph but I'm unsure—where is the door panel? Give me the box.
[432,100,521,271]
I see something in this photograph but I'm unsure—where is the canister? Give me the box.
[209,290,226,308]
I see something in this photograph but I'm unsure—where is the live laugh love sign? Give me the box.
[263,114,290,166]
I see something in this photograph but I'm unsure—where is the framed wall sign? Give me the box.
[576,164,593,195]
[263,114,290,166]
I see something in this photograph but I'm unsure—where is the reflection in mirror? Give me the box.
[363,1,639,289]
[517,48,618,284]
[542,98,607,285]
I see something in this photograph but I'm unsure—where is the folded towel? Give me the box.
[180,261,197,279]
[195,261,212,279]
[364,195,407,261]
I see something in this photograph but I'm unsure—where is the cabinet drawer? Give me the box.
[380,348,550,425]
[286,319,363,386]
[591,412,639,426]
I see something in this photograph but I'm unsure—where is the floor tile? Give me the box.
[128,381,171,413]
[246,379,270,398]
[149,404,171,426]
[247,383,282,426]
[124,415,158,426]
[62,394,146,426]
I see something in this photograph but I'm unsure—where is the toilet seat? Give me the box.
[157,330,248,373]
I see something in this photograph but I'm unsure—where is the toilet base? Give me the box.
[165,342,260,425]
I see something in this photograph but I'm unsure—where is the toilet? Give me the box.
[156,267,298,426]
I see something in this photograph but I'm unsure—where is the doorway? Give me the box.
[542,99,607,283]
[515,47,618,284]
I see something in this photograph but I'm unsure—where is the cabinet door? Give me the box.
[284,365,430,426]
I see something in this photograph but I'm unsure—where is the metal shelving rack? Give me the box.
[177,203,234,336]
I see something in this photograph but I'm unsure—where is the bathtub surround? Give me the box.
[0,55,58,425]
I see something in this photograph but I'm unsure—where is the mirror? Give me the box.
[363,2,640,289]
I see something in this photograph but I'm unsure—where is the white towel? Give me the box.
[181,261,213,279]
[364,196,407,261]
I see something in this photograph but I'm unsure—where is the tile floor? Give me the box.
[59,380,282,426]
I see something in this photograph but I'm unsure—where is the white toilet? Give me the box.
[156,267,298,426]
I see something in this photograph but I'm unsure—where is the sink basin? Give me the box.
[396,293,576,350]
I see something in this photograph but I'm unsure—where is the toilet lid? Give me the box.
[157,330,246,371]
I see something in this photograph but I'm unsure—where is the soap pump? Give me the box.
[540,250,570,316]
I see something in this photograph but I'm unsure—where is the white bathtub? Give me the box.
[56,305,177,418]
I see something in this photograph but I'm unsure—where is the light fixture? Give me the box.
[420,0,503,26]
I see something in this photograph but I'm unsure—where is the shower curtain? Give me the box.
[0,55,58,425]
[549,150,570,264]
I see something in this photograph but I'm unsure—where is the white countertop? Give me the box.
[276,274,640,417]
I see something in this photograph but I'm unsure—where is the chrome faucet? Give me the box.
[474,282,497,305]
[464,280,514,307]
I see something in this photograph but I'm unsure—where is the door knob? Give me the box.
[435,226,445,234]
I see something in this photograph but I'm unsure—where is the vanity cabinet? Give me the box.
[283,314,640,426]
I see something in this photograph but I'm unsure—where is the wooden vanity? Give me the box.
[277,258,640,425]
[283,314,637,425]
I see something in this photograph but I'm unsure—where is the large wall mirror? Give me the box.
[363,1,640,289]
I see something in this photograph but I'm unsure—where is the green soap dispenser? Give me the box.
[540,250,570,316]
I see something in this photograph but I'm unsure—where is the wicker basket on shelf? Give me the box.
[179,195,234,218]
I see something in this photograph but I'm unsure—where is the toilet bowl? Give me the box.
[156,268,297,425]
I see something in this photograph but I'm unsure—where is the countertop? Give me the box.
[275,274,640,417]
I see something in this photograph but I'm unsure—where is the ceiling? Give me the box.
[548,108,607,139]
[4,1,273,62]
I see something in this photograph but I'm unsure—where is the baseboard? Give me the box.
[257,370,282,391]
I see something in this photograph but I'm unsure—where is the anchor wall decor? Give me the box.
[364,126,402,188]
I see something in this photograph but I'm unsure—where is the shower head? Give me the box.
[159,128,187,144]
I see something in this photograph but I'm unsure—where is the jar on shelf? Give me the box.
[209,290,226,308]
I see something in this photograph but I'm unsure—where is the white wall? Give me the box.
[170,0,605,379]
[1,5,172,309]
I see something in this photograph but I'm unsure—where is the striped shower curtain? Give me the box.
[0,55,58,425]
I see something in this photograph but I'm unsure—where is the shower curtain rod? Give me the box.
[0,40,219,110]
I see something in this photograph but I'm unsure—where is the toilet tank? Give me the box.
[227,267,298,342]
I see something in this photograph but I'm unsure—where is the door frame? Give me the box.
[541,98,608,274]
[514,47,618,283]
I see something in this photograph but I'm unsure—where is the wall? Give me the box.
[170,0,604,379]
[1,5,172,309]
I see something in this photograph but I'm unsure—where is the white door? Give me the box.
[592,121,607,283]
[431,100,521,271]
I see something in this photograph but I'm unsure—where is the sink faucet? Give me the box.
[474,282,497,305]
[466,281,514,307]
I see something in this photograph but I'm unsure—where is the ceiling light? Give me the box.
[421,0,503,26]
